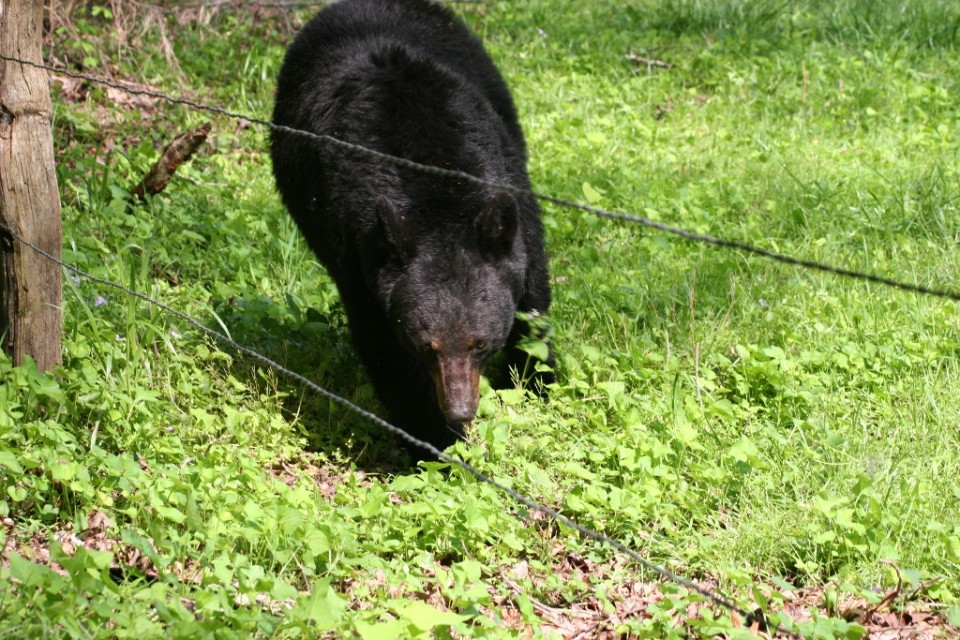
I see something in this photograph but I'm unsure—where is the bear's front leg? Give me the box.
[349,322,464,459]
[371,356,465,456]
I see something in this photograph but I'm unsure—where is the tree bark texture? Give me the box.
[0,0,62,371]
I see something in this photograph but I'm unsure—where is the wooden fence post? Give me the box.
[0,0,62,371]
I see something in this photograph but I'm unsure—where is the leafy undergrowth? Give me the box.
[2,0,960,638]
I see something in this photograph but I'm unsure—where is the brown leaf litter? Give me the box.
[2,500,957,638]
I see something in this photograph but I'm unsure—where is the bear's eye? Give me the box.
[473,339,487,351]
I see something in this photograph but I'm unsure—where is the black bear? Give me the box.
[270,0,552,456]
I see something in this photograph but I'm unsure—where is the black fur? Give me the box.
[271,0,552,456]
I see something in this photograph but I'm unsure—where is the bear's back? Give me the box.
[273,0,524,152]
[270,0,537,283]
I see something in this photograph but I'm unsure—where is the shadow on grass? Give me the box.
[211,293,419,474]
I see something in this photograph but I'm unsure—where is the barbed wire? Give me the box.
[2,52,959,303]
[0,219,800,638]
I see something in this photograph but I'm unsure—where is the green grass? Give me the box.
[2,0,959,637]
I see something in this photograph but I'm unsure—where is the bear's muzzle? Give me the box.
[432,355,480,424]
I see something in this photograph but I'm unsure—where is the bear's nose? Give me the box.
[432,356,480,425]
[443,402,477,425]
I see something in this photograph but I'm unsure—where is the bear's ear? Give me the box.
[376,197,412,259]
[476,191,518,256]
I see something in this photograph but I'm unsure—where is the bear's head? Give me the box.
[376,191,526,425]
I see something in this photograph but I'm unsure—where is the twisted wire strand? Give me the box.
[1,53,956,302]
[0,220,801,638]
